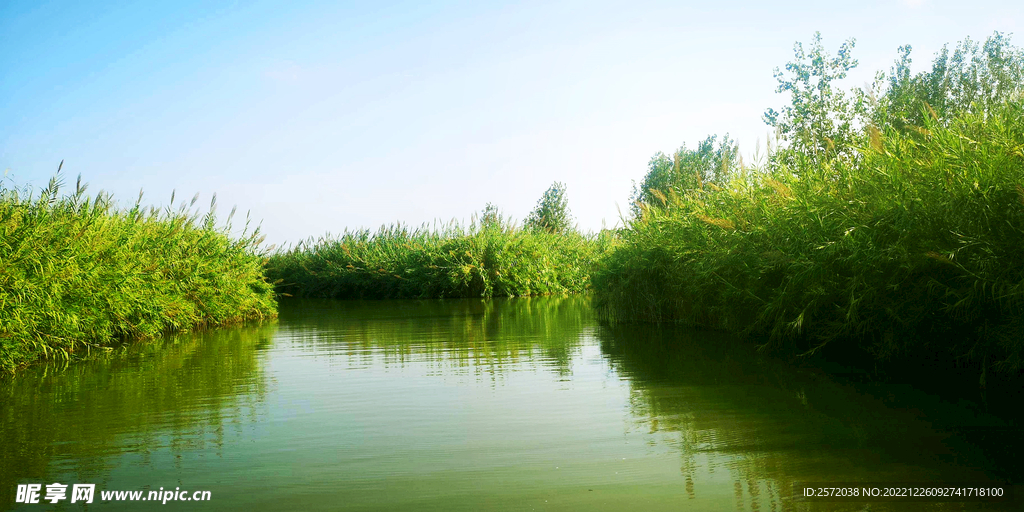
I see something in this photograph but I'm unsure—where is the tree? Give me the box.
[763,31,1023,165]
[873,32,1024,132]
[525,182,573,234]
[763,32,867,165]
[630,134,739,216]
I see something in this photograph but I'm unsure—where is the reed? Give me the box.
[267,214,607,299]
[593,33,1024,375]
[0,170,277,372]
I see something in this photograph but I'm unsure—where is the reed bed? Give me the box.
[0,172,277,372]
[594,103,1024,373]
[267,218,605,299]
[593,34,1024,375]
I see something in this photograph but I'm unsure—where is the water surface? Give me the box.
[1,297,1018,511]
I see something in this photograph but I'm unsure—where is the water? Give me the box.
[1,297,1019,511]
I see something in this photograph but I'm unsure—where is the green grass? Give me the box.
[0,171,277,373]
[267,218,608,299]
[592,100,1024,374]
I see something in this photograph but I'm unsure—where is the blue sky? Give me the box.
[2,0,1021,246]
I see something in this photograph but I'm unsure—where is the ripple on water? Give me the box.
[1,297,1018,511]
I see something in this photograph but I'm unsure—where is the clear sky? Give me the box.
[2,0,1021,246]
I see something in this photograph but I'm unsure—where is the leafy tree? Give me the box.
[764,31,1023,164]
[763,32,868,165]
[525,182,573,234]
[630,134,739,215]
[873,32,1024,132]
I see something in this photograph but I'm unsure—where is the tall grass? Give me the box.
[0,170,277,372]
[267,216,606,299]
[593,100,1024,373]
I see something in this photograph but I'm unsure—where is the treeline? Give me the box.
[0,172,277,372]
[266,183,608,299]
[593,32,1024,375]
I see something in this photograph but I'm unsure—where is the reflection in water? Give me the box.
[0,323,276,507]
[0,297,1017,511]
[278,297,591,379]
[597,323,1017,511]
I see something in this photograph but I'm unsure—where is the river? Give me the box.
[1,297,1018,511]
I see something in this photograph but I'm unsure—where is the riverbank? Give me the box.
[266,220,607,299]
[0,172,277,373]
[592,33,1024,378]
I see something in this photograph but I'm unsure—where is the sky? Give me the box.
[2,0,1021,247]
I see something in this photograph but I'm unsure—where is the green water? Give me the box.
[1,297,1019,511]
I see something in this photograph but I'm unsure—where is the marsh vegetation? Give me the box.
[592,32,1024,377]
[266,182,609,299]
[0,170,276,372]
